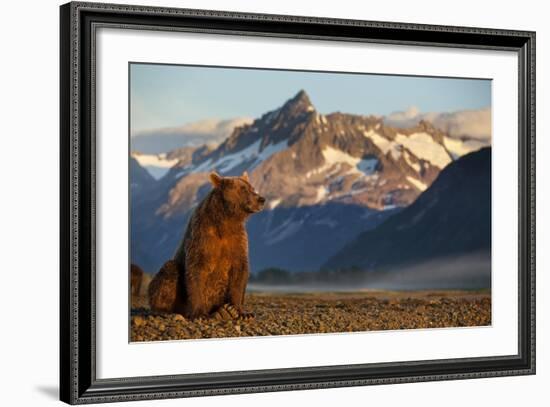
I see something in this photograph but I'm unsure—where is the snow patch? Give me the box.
[322,146,360,168]
[395,132,451,168]
[215,139,261,172]
[190,139,287,174]
[443,136,486,159]
[362,130,401,160]
[268,198,282,209]
[190,158,213,174]
[315,186,329,203]
[132,153,178,169]
[307,146,379,179]
[132,153,179,180]
[256,140,287,163]
[407,176,428,191]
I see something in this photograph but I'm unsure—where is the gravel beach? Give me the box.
[130,291,491,342]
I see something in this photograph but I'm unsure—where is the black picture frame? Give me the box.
[60,1,536,404]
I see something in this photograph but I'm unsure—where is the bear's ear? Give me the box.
[209,172,223,188]
[241,171,250,182]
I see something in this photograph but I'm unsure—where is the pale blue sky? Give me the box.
[130,63,491,133]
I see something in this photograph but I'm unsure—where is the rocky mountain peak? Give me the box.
[278,89,315,118]
[291,89,313,106]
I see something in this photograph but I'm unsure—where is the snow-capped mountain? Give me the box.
[131,143,218,180]
[159,90,486,214]
[384,106,491,146]
[131,152,180,180]
[131,117,253,154]
[130,90,491,273]
[324,147,491,289]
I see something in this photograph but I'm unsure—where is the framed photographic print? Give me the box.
[60,1,536,404]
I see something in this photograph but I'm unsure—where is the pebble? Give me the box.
[132,316,145,327]
[130,292,491,342]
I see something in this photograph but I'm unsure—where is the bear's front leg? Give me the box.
[185,292,210,320]
[184,258,213,320]
[227,254,253,319]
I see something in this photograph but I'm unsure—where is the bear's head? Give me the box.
[209,171,266,216]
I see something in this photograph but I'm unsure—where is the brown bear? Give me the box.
[130,264,144,297]
[147,259,181,313]
[148,171,265,320]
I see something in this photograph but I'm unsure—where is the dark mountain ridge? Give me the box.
[324,147,491,277]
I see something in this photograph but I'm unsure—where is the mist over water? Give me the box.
[248,283,375,293]
[248,251,491,293]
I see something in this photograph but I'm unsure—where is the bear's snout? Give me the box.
[247,194,265,213]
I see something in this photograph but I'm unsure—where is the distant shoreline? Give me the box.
[247,284,491,294]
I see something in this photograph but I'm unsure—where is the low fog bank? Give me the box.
[249,251,491,293]
[363,251,491,291]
